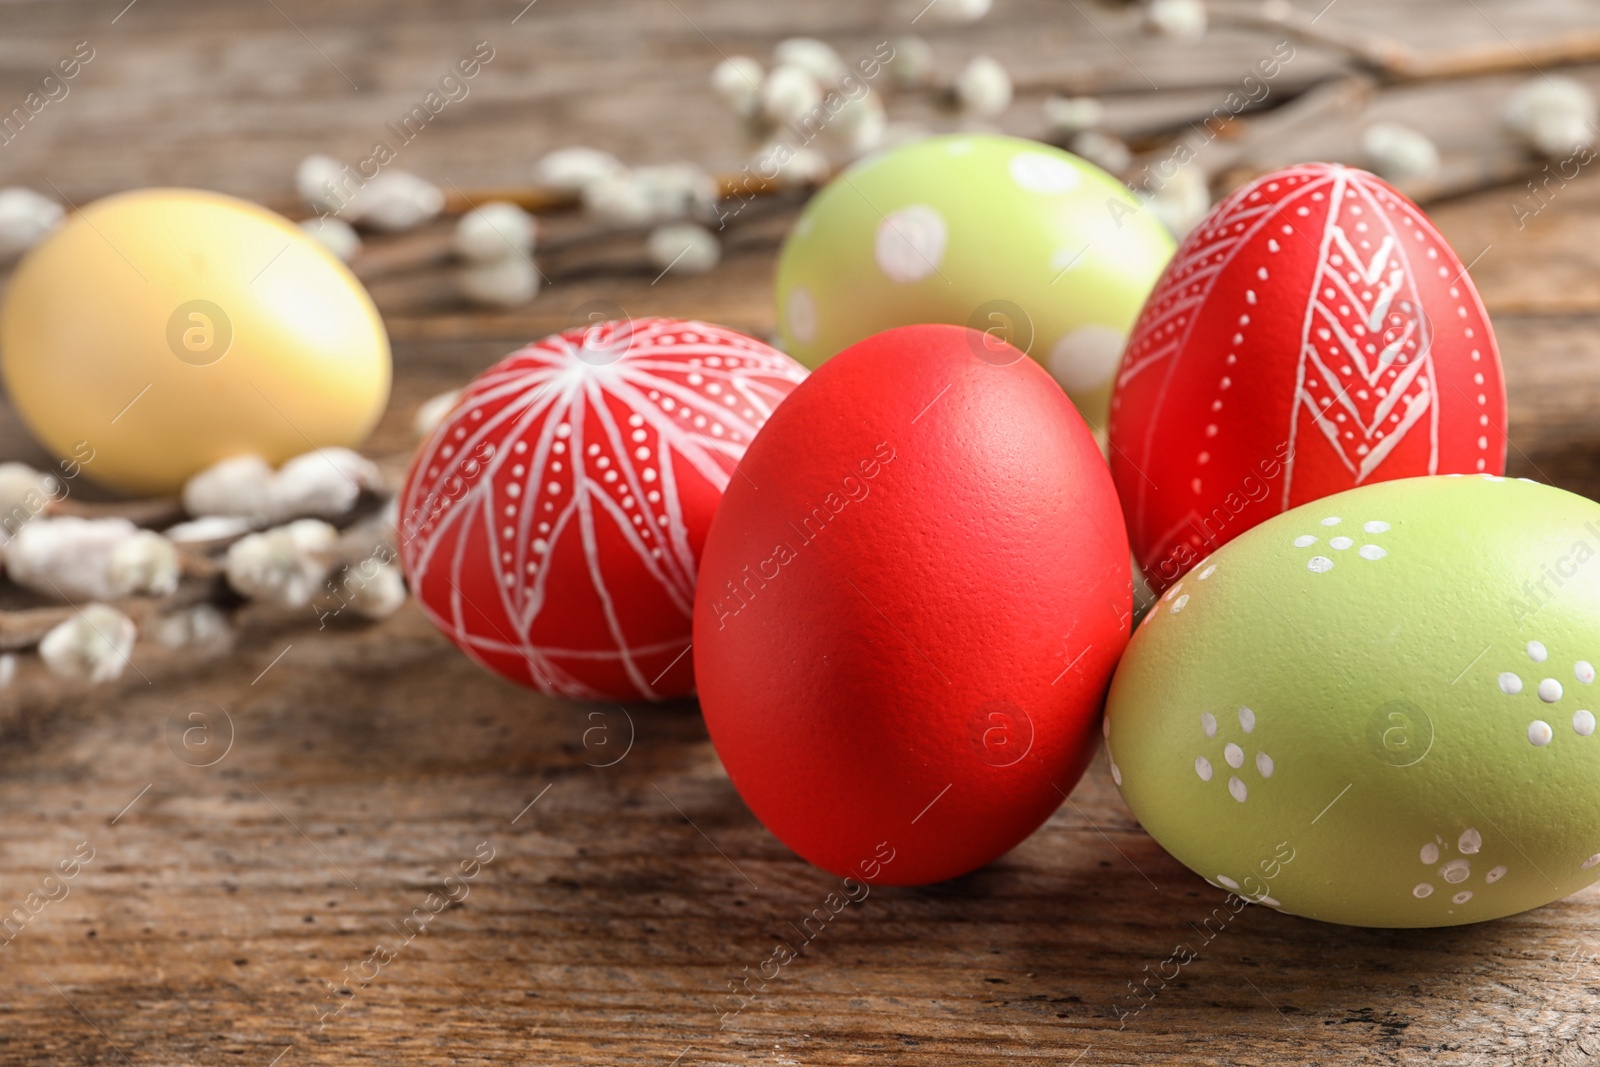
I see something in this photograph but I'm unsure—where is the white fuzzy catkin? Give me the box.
[297,154,349,212]
[455,202,536,263]
[756,144,832,188]
[711,56,765,116]
[888,36,935,89]
[583,165,717,226]
[225,519,339,608]
[0,462,58,542]
[536,147,626,192]
[266,448,380,522]
[413,389,463,437]
[107,531,180,598]
[5,517,176,600]
[350,171,445,232]
[774,38,848,87]
[299,216,361,261]
[183,450,378,524]
[582,171,656,226]
[648,224,721,275]
[1143,164,1212,238]
[0,188,63,260]
[1071,129,1133,175]
[831,93,888,156]
[341,560,409,620]
[458,255,541,307]
[1044,95,1106,136]
[1504,76,1598,158]
[182,455,275,521]
[39,604,137,684]
[1145,0,1207,40]
[1363,122,1441,183]
[920,0,991,24]
[163,515,254,546]
[153,603,232,650]
[761,65,824,127]
[953,56,1012,118]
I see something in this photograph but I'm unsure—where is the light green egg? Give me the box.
[1106,474,1600,927]
[773,133,1175,431]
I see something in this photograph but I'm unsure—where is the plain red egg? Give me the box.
[694,323,1130,886]
[398,317,807,702]
[1109,163,1507,592]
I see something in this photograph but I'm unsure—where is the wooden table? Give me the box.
[4,1,1600,1063]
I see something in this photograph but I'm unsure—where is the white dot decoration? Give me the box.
[1528,641,1549,662]
[1197,564,1217,580]
[1255,751,1274,777]
[1414,883,1433,898]
[1216,874,1240,890]
[1575,710,1596,736]
[1169,594,1190,614]
[1201,711,1217,737]
[1452,890,1473,905]
[1195,756,1214,781]
[1238,705,1255,733]
[1224,742,1244,768]
[1358,544,1387,561]
[1529,720,1554,746]
[1578,661,1596,685]
[1363,520,1390,533]
[1499,672,1523,695]
[1009,151,1083,194]
[1420,842,1440,864]
[1321,516,1342,526]
[1293,535,1317,548]
[1228,777,1247,802]
[1486,865,1507,883]
[1307,556,1334,573]
[1329,536,1353,550]
[1441,859,1470,884]
[1583,854,1600,870]
[1458,828,1481,855]
[1110,760,1122,786]
[874,204,947,283]
[1539,678,1564,703]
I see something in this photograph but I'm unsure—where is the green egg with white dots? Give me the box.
[1106,474,1600,927]
[773,133,1175,431]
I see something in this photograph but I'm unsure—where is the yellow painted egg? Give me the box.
[1,188,390,495]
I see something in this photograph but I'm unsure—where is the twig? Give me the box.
[1211,1,1600,84]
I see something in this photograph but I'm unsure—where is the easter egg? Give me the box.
[399,318,807,702]
[1106,474,1600,927]
[1109,163,1506,593]
[774,133,1175,430]
[694,323,1130,885]
[0,188,390,495]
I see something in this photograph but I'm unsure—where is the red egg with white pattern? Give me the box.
[398,318,808,701]
[1109,162,1507,593]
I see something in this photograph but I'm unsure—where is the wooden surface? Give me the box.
[6,1,1600,1064]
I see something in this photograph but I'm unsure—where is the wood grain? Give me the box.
[4,1,1600,1065]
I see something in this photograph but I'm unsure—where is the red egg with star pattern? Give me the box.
[1108,163,1507,593]
[398,317,808,701]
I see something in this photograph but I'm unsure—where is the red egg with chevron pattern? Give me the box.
[1109,163,1506,593]
[398,318,808,701]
